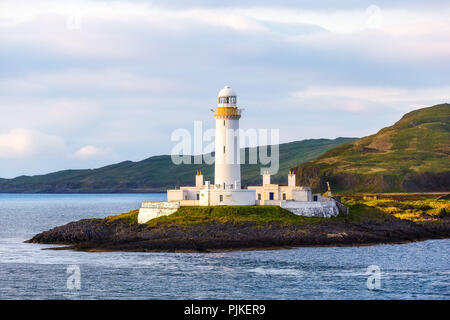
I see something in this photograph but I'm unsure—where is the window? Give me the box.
[223,146,226,153]
[283,193,286,200]
[234,136,238,163]
[269,192,274,200]
[219,195,223,202]
[258,193,261,200]
[196,194,199,200]
[224,120,225,126]
[313,195,318,202]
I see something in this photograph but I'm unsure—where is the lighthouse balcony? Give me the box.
[212,107,242,119]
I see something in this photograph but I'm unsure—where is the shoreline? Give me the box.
[27,218,450,254]
[38,236,449,253]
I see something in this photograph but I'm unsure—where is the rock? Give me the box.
[25,212,450,252]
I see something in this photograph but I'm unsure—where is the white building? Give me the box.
[248,170,312,204]
[199,85,255,206]
[138,85,345,223]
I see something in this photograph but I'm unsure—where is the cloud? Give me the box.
[0,69,177,97]
[291,85,450,107]
[0,128,65,158]
[0,2,272,63]
[74,145,110,159]
[0,1,267,30]
[0,0,449,178]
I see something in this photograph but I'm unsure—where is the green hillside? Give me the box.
[294,104,450,193]
[0,137,356,193]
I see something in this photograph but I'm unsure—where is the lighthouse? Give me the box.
[195,85,255,206]
[163,84,255,206]
[213,85,242,190]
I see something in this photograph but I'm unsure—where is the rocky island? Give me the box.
[16,98,450,252]
[27,198,450,252]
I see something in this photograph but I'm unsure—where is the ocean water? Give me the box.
[0,193,448,300]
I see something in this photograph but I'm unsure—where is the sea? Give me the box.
[0,193,448,300]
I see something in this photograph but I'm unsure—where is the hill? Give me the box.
[294,104,450,193]
[0,137,356,193]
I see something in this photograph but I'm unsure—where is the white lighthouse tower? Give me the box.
[196,85,256,206]
[214,85,241,190]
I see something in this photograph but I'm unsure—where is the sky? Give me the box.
[0,0,449,178]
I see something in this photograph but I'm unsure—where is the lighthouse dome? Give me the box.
[217,85,237,106]
[217,85,236,98]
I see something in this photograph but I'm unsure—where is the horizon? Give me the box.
[1,1,450,178]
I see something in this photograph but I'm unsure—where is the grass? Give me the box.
[104,209,139,225]
[93,197,449,228]
[294,104,450,193]
[342,198,449,222]
[144,206,326,227]
[336,199,393,222]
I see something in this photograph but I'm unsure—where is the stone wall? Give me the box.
[280,200,340,218]
[334,200,349,215]
[180,200,199,206]
[138,201,180,223]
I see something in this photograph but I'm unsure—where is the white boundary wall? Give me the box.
[138,195,343,223]
[138,201,180,223]
[280,201,339,218]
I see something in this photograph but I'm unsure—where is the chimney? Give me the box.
[196,171,204,187]
[262,170,271,185]
[288,169,296,187]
